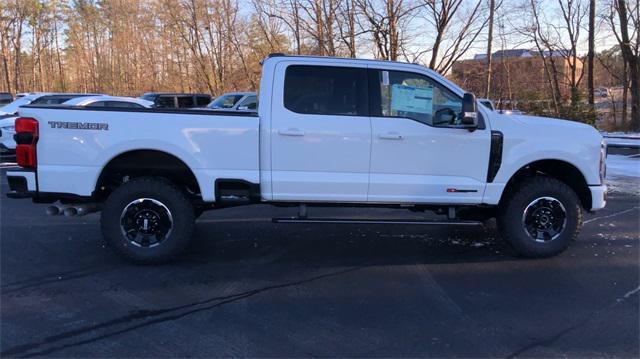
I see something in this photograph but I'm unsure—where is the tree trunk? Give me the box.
[484,0,495,98]
[587,0,595,106]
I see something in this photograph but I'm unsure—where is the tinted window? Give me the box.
[155,96,175,108]
[284,65,368,116]
[196,96,211,106]
[107,101,145,108]
[237,95,258,111]
[86,101,107,107]
[177,96,195,108]
[209,94,244,109]
[375,70,462,126]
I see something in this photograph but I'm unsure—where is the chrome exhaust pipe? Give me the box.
[63,207,78,217]
[75,203,102,217]
[63,203,102,217]
[46,205,63,216]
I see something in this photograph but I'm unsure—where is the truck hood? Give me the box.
[504,114,594,131]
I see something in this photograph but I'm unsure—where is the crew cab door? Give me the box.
[367,68,491,204]
[270,62,371,201]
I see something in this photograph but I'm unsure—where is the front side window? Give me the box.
[208,94,243,109]
[237,95,258,111]
[376,70,462,126]
[284,65,368,116]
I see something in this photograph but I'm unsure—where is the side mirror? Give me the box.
[459,92,478,128]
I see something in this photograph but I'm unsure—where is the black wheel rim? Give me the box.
[120,198,173,248]
[521,196,567,243]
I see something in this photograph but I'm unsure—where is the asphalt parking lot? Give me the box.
[1,163,638,357]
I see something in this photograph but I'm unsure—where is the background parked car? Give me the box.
[0,93,102,154]
[594,87,610,98]
[0,92,103,117]
[140,93,211,109]
[479,98,495,111]
[0,92,13,105]
[207,92,258,112]
[62,95,154,108]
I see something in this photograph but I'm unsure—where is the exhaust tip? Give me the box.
[46,206,60,216]
[63,207,78,217]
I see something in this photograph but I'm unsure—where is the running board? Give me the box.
[272,218,483,226]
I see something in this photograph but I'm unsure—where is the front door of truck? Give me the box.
[270,62,371,202]
[367,68,491,204]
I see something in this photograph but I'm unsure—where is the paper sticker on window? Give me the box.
[390,84,433,114]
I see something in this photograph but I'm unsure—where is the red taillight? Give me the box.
[14,117,38,169]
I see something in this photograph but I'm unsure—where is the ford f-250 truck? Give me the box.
[6,55,607,264]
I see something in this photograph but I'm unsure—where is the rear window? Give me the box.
[284,65,368,116]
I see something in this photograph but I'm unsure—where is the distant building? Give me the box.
[451,49,583,101]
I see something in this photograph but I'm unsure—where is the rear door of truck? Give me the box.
[269,60,371,202]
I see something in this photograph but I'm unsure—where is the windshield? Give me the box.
[208,94,244,109]
[0,96,34,115]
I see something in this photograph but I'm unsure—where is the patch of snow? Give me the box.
[603,132,640,148]
[603,131,640,139]
[605,154,640,195]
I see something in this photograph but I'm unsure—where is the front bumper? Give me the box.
[589,185,607,211]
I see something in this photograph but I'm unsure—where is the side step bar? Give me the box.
[272,218,483,226]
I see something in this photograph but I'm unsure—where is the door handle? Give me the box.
[378,132,403,140]
[278,128,305,137]
[278,128,304,136]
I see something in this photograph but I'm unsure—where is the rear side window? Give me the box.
[196,96,211,106]
[284,65,368,116]
[155,96,175,108]
[107,101,145,108]
[86,101,107,107]
[177,96,195,108]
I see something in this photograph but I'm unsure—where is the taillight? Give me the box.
[14,117,39,169]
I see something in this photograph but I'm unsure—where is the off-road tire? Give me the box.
[497,176,583,258]
[101,177,195,264]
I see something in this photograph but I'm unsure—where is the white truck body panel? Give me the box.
[22,108,259,201]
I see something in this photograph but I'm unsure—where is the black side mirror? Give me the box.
[460,92,478,128]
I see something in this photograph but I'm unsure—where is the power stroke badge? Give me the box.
[48,121,109,130]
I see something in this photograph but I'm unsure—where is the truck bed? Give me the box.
[19,106,260,202]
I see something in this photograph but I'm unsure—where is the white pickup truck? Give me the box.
[6,55,607,263]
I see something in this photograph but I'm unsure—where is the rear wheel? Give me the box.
[497,176,582,258]
[101,177,195,264]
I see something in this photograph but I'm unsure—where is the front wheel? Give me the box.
[101,177,195,264]
[497,176,583,258]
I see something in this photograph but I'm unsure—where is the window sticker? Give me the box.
[390,84,433,114]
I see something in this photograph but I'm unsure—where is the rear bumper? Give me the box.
[589,184,607,211]
[6,170,91,203]
[7,170,37,193]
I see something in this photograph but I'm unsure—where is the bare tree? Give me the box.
[609,0,639,130]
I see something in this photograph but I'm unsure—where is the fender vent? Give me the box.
[487,131,503,183]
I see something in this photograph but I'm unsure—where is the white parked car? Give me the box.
[206,92,258,112]
[479,98,495,111]
[62,96,154,109]
[0,93,102,153]
[6,55,606,263]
